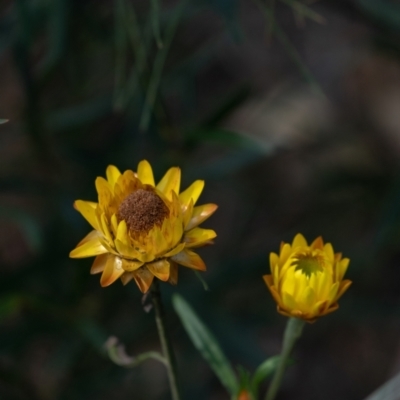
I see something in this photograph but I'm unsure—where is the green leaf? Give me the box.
[117,1,152,110]
[363,370,400,400]
[139,0,187,131]
[236,365,255,399]
[151,0,163,48]
[251,355,280,397]
[252,0,325,97]
[172,294,239,395]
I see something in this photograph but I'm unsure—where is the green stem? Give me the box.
[150,280,181,400]
[265,317,305,400]
[105,336,167,368]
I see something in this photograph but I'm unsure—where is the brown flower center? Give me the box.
[117,189,169,234]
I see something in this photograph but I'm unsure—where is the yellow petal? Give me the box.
[282,291,298,311]
[137,160,155,186]
[277,306,293,318]
[116,220,129,245]
[121,258,143,271]
[171,249,206,271]
[74,200,100,231]
[106,165,121,188]
[163,242,186,258]
[269,252,279,273]
[90,254,108,274]
[170,190,182,218]
[292,233,307,249]
[100,255,124,287]
[168,261,179,285]
[302,287,316,313]
[114,170,141,201]
[70,238,108,258]
[334,279,352,302]
[293,271,307,301]
[312,300,328,316]
[110,214,118,237]
[185,203,218,231]
[337,258,350,281]
[327,282,339,304]
[134,249,156,263]
[273,263,280,287]
[320,303,339,317]
[157,167,181,200]
[263,274,274,288]
[179,180,204,207]
[182,199,194,229]
[323,243,334,263]
[281,268,296,297]
[290,309,306,319]
[263,275,284,308]
[76,230,100,247]
[311,236,324,250]
[121,272,134,286]
[133,267,154,293]
[151,227,168,256]
[183,228,216,248]
[161,218,174,248]
[279,243,292,266]
[95,177,113,207]
[100,213,113,244]
[114,239,142,260]
[315,270,332,301]
[147,259,170,281]
[172,214,184,247]
[98,237,119,256]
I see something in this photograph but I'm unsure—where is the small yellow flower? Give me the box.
[263,234,351,322]
[70,161,217,293]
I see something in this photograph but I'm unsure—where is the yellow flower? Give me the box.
[263,234,351,322]
[70,161,217,293]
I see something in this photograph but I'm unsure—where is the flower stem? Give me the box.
[265,317,305,400]
[150,280,181,400]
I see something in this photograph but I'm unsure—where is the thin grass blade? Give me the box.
[151,0,163,48]
[253,0,325,97]
[173,294,239,395]
[139,0,186,132]
[251,356,280,397]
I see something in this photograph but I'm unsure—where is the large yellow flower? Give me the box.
[263,234,351,322]
[70,161,217,293]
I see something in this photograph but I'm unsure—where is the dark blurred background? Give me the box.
[1,0,400,399]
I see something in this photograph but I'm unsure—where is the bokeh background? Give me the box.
[1,0,400,399]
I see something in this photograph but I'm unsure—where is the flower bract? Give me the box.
[263,234,351,322]
[70,161,217,293]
